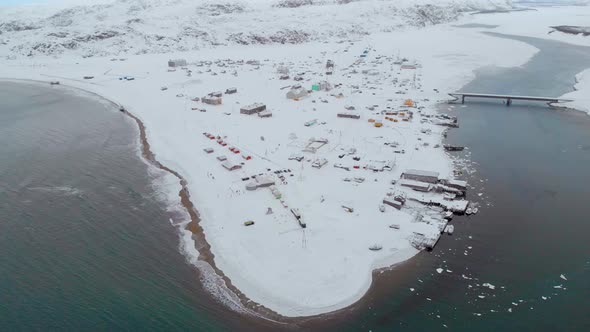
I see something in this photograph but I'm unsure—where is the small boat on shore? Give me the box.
[444,145,465,152]
[444,211,454,220]
[369,244,383,251]
[389,224,400,230]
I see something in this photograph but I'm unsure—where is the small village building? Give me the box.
[394,193,407,203]
[202,96,222,105]
[289,154,304,162]
[203,148,214,154]
[445,179,468,191]
[383,197,403,210]
[258,110,273,118]
[312,158,328,169]
[168,59,187,67]
[209,91,223,97]
[245,176,276,191]
[401,169,440,184]
[337,112,361,119]
[225,87,237,94]
[318,81,332,91]
[222,160,242,171]
[304,119,317,127]
[270,186,282,199]
[286,85,309,100]
[240,103,266,115]
[400,179,432,192]
[256,177,275,188]
[216,155,227,162]
[277,66,290,75]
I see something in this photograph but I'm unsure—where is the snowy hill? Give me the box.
[0,0,512,58]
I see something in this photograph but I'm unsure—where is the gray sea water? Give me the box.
[0,82,271,331]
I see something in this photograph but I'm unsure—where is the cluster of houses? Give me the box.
[202,132,251,172]
[201,88,238,105]
[391,169,469,213]
[399,169,467,194]
[383,192,407,210]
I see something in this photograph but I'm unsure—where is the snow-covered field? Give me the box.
[562,68,590,114]
[0,0,511,57]
[2,0,589,318]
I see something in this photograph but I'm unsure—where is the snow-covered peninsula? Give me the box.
[4,0,589,318]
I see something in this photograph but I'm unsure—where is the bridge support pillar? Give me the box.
[506,98,512,106]
[461,95,465,104]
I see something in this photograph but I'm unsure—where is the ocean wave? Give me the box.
[28,185,82,196]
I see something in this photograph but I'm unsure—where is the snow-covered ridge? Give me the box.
[0,0,511,58]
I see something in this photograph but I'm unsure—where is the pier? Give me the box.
[449,92,573,106]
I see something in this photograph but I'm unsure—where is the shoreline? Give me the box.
[4,11,590,328]
[0,78,289,322]
[0,15,544,318]
[124,104,434,324]
[122,105,292,322]
[0,77,452,323]
[67,80,425,324]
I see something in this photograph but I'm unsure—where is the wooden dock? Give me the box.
[449,92,573,106]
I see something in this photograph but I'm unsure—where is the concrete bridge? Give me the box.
[449,92,573,106]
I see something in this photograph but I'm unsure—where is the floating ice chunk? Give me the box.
[560,274,567,281]
[553,285,563,289]
[478,295,485,299]
[508,308,512,313]
[436,268,443,274]
[410,288,415,292]
[482,283,496,290]
[541,296,547,300]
